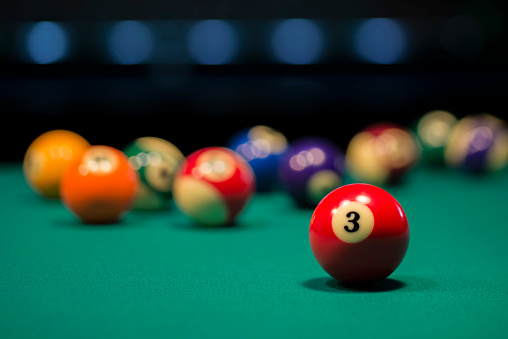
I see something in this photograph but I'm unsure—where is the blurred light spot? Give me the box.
[187,20,239,65]
[88,160,99,172]
[191,167,203,178]
[339,200,351,207]
[271,19,324,65]
[212,160,226,173]
[356,195,371,204]
[27,21,68,64]
[201,162,213,174]
[49,145,60,159]
[148,152,161,166]
[236,144,254,161]
[108,21,153,65]
[354,18,406,64]
[61,146,72,160]
[236,141,271,161]
[252,140,271,158]
[309,148,325,166]
[289,148,328,171]
[99,160,112,172]
[469,127,493,152]
[440,16,483,62]
[137,152,150,166]
[79,164,89,176]
[289,154,304,171]
[129,156,142,170]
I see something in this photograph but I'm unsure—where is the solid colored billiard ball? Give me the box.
[309,183,409,284]
[60,145,139,224]
[278,137,345,208]
[227,125,288,191]
[123,137,184,210]
[23,130,90,199]
[346,123,421,185]
[173,147,255,226]
[415,110,458,165]
[444,114,508,173]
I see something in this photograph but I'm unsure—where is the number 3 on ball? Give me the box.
[344,211,360,232]
[332,201,374,243]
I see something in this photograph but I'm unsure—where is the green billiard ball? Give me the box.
[123,137,184,210]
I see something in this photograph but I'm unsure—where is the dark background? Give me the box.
[1,0,507,160]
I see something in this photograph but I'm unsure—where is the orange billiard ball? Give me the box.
[23,130,90,199]
[60,145,139,224]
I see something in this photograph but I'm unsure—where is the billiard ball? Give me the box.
[278,137,345,208]
[227,125,288,191]
[23,130,90,199]
[309,183,409,284]
[60,145,139,224]
[415,110,458,165]
[123,137,184,210]
[444,113,508,173]
[173,147,255,226]
[346,123,421,185]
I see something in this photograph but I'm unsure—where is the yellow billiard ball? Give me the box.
[23,130,90,199]
[416,110,458,165]
[346,123,421,185]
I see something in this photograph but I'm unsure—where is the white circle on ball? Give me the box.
[331,200,374,243]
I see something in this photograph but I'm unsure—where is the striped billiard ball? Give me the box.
[444,114,508,173]
[173,147,255,226]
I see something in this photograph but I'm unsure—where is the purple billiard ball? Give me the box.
[444,114,508,173]
[279,137,346,207]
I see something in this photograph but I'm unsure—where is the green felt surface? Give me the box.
[1,164,508,338]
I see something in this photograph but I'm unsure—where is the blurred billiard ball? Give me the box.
[23,130,90,199]
[416,110,458,165]
[173,147,255,226]
[60,145,139,224]
[227,125,288,191]
[278,137,345,208]
[309,183,409,284]
[444,114,508,173]
[346,123,421,185]
[123,137,184,210]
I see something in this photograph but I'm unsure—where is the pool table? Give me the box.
[1,163,507,338]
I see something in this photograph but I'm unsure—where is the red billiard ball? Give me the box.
[60,145,139,224]
[309,183,409,284]
[173,147,256,226]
